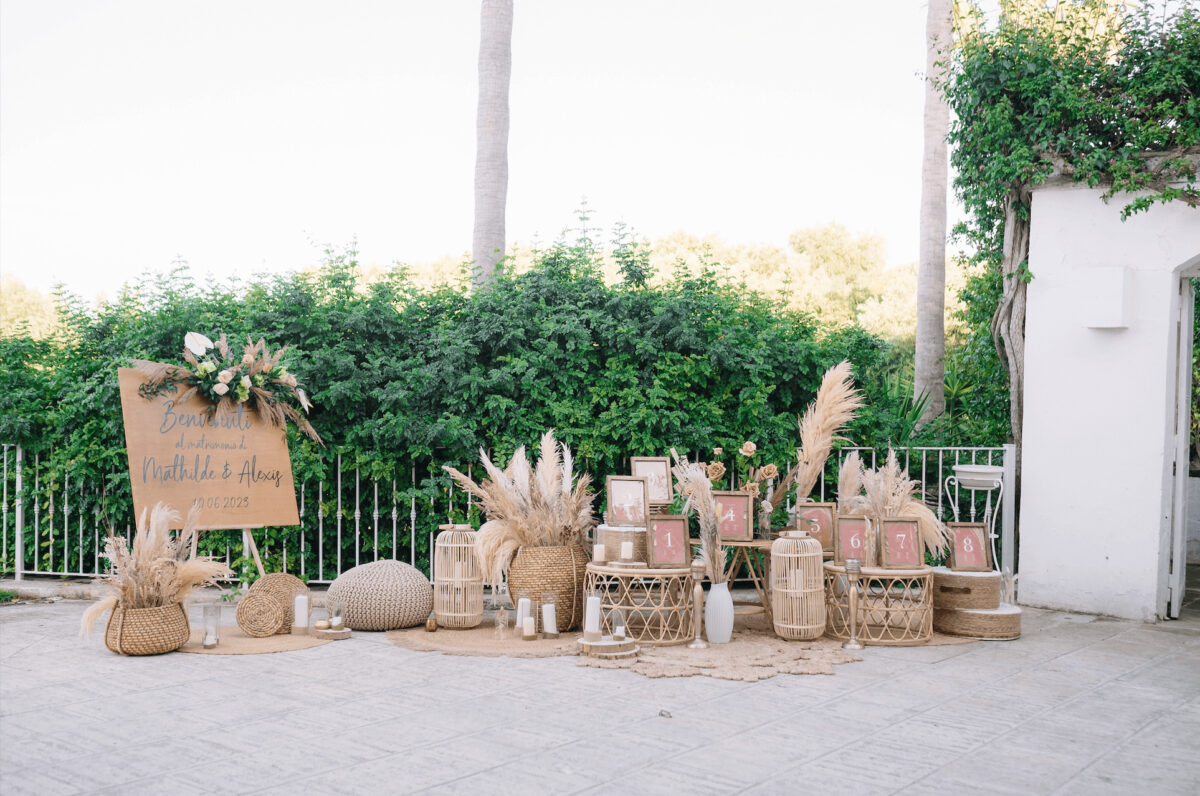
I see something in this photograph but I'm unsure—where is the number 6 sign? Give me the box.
[879,517,923,569]
[834,515,873,566]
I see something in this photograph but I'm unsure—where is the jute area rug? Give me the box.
[178,626,331,655]
[388,614,973,682]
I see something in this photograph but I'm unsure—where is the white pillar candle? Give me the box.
[516,597,531,628]
[292,594,309,633]
[584,594,602,641]
[594,543,606,563]
[522,616,536,639]
[542,602,557,635]
[620,541,634,561]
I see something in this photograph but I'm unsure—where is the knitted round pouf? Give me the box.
[326,560,433,631]
[236,591,286,637]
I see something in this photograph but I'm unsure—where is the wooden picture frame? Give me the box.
[834,515,872,566]
[794,502,836,551]
[630,456,673,505]
[947,522,991,571]
[714,491,753,541]
[878,517,923,569]
[647,515,690,568]
[606,475,649,527]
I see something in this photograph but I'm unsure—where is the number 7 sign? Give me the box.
[879,518,923,569]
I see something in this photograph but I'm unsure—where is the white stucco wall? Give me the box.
[1020,185,1200,620]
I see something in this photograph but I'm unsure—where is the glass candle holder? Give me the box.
[202,603,221,649]
[583,588,602,642]
[607,608,628,641]
[493,605,510,640]
[327,598,346,630]
[520,594,540,640]
[540,592,558,638]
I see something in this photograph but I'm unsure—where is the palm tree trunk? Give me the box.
[915,0,952,423]
[472,0,513,287]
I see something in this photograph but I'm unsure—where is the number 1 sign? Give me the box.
[834,516,873,566]
[879,518,923,569]
[647,515,689,568]
[947,522,991,572]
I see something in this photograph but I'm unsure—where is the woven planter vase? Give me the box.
[104,603,190,656]
[507,544,589,633]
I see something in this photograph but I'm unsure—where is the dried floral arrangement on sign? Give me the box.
[671,450,728,585]
[768,360,864,515]
[133,331,322,444]
[443,430,597,587]
[838,450,948,557]
[80,503,233,635]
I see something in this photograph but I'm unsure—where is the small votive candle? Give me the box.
[522,616,537,640]
[314,619,330,631]
[593,543,606,563]
[620,541,634,561]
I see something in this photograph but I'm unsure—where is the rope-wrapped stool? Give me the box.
[326,559,433,630]
[236,591,286,637]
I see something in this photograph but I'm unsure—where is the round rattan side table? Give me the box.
[823,562,933,646]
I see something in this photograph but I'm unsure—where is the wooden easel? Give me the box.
[191,527,266,577]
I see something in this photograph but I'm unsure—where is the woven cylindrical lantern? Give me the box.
[433,524,484,628]
[771,529,825,640]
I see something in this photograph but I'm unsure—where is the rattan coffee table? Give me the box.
[823,561,933,646]
[584,563,694,646]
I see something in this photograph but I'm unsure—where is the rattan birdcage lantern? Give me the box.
[433,524,484,629]
[770,529,826,640]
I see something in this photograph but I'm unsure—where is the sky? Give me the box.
[0,0,955,300]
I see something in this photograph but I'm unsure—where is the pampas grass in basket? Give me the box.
[838,450,948,557]
[443,430,597,588]
[81,502,233,636]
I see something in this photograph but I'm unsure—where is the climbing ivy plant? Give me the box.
[943,0,1200,458]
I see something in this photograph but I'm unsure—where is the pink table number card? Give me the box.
[795,503,836,551]
[834,515,871,565]
[714,491,753,541]
[647,515,690,567]
[948,522,991,572]
[879,517,923,569]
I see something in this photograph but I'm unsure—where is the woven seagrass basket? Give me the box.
[104,603,190,656]
[507,544,589,633]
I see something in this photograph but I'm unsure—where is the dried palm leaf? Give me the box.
[671,449,726,584]
[770,360,863,512]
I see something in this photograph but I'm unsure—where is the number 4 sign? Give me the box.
[879,518,923,569]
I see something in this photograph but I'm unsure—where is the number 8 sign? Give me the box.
[947,522,991,572]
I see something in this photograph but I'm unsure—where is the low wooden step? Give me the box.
[932,566,1002,610]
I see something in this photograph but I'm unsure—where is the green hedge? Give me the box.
[0,237,973,577]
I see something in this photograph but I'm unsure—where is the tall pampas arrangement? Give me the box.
[671,449,727,584]
[80,503,233,635]
[769,360,864,514]
[443,430,597,588]
[840,450,948,557]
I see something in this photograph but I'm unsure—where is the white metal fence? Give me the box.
[1,443,1017,583]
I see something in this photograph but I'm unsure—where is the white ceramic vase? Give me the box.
[704,581,734,643]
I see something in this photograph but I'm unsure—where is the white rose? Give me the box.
[240,375,251,389]
[184,332,214,356]
[213,382,229,396]
[217,370,234,384]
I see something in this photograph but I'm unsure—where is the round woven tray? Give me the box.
[248,573,310,633]
[105,603,190,656]
[236,591,286,637]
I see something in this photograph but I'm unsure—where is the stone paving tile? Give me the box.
[3,599,1200,795]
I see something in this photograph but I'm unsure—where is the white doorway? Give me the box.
[1169,269,1199,618]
